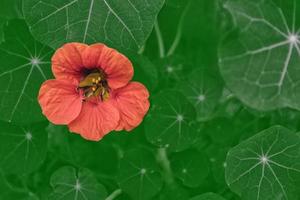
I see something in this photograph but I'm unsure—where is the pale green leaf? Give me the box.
[225,126,300,200]
[23,0,165,50]
[219,0,300,111]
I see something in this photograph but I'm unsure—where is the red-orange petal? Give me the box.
[38,79,82,125]
[68,101,120,141]
[112,82,150,131]
[52,43,88,80]
[82,44,134,89]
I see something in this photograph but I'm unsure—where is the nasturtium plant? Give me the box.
[225,126,300,200]
[170,149,209,188]
[177,69,223,121]
[117,148,163,200]
[219,0,300,111]
[23,0,165,50]
[49,166,107,200]
[0,121,48,175]
[189,193,226,200]
[2,1,300,200]
[145,90,198,152]
[0,19,53,124]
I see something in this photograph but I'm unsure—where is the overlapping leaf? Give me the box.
[220,0,300,111]
[117,148,163,200]
[0,19,53,124]
[226,126,300,200]
[49,166,107,200]
[178,69,223,121]
[23,0,165,50]
[145,90,198,152]
[0,121,48,175]
[170,149,209,187]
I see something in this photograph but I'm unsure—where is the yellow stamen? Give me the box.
[78,70,109,101]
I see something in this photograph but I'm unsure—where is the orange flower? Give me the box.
[38,43,150,141]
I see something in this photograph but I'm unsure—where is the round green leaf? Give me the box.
[117,148,163,200]
[23,0,165,50]
[0,19,53,124]
[225,126,300,200]
[145,90,198,152]
[219,0,300,111]
[49,166,107,200]
[0,121,48,175]
[178,69,223,121]
[189,193,226,200]
[170,149,209,188]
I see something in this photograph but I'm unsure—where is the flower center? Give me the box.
[78,69,109,101]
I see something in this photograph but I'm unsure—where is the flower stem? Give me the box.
[105,189,122,200]
[154,20,165,58]
[157,148,174,184]
[166,2,190,56]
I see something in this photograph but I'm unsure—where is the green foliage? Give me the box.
[0,121,48,175]
[145,90,198,152]
[225,126,300,200]
[219,0,300,111]
[23,0,165,50]
[49,166,107,200]
[1,0,300,200]
[117,148,163,200]
[190,193,226,200]
[0,19,53,124]
[170,149,209,188]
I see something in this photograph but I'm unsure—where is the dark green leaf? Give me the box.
[0,121,48,175]
[189,192,226,200]
[170,149,209,188]
[47,125,119,176]
[145,90,198,152]
[117,148,163,200]
[177,69,223,121]
[49,166,107,200]
[0,19,53,124]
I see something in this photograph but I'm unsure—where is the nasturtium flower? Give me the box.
[38,43,150,141]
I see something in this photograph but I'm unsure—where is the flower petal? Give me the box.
[52,43,88,80]
[113,82,150,131]
[38,79,82,125]
[68,101,120,141]
[82,44,134,89]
